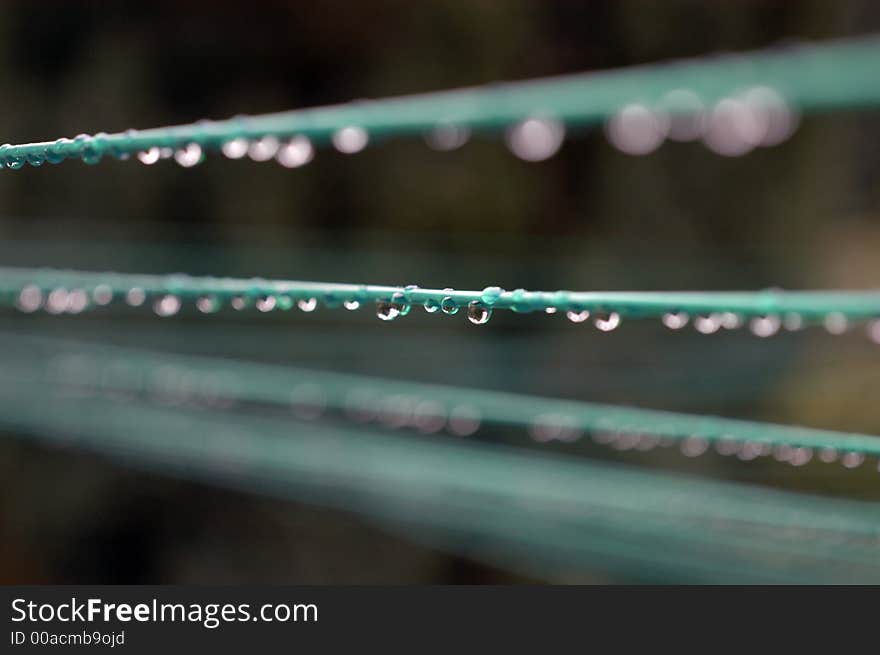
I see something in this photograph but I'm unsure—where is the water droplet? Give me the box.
[424,298,440,313]
[276,136,314,168]
[466,300,492,325]
[230,296,247,311]
[505,117,565,161]
[154,294,181,317]
[126,287,146,306]
[593,311,621,332]
[67,289,88,313]
[5,157,24,170]
[658,89,705,142]
[425,123,470,151]
[841,451,864,469]
[137,147,161,165]
[376,300,400,321]
[297,297,317,312]
[818,447,838,463]
[343,299,361,311]
[824,312,848,335]
[391,291,411,316]
[440,296,459,315]
[702,97,760,157]
[276,295,293,310]
[714,437,741,456]
[783,313,804,331]
[92,284,113,305]
[788,447,812,467]
[196,295,220,313]
[719,312,742,329]
[221,138,249,159]
[566,309,590,323]
[412,400,446,433]
[16,285,42,312]
[694,313,721,334]
[544,307,557,314]
[248,136,280,161]
[159,147,174,159]
[749,314,780,338]
[661,311,689,329]
[741,86,799,147]
[480,286,504,305]
[332,126,368,154]
[448,405,481,436]
[681,437,708,457]
[605,103,667,155]
[868,319,880,344]
[174,143,203,167]
[255,295,276,312]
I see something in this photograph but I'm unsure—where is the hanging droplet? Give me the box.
[196,295,220,313]
[841,451,864,469]
[425,123,470,151]
[719,312,742,329]
[174,143,203,167]
[593,311,621,332]
[137,147,161,165]
[823,312,848,335]
[67,289,88,313]
[230,296,247,311]
[741,86,799,147]
[255,295,276,312]
[440,296,459,315]
[221,138,249,159]
[714,437,741,456]
[154,294,181,317]
[788,447,812,467]
[658,89,705,142]
[680,437,708,457]
[448,404,481,436]
[332,126,368,154]
[694,313,721,334]
[605,103,668,155]
[391,291,411,316]
[566,309,590,323]
[343,299,361,311]
[480,286,504,305]
[376,300,400,321]
[276,136,314,168]
[92,284,113,306]
[466,300,492,325]
[749,314,780,338]
[544,307,557,314]
[867,319,880,344]
[125,287,146,306]
[248,136,280,162]
[16,285,42,312]
[424,298,440,313]
[276,295,293,310]
[661,311,689,329]
[45,288,68,314]
[783,313,804,331]
[702,98,759,157]
[818,447,838,463]
[505,117,565,162]
[297,297,317,312]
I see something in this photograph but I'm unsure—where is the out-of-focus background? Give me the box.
[2,1,880,584]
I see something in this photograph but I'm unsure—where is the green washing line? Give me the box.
[11,332,880,458]
[4,266,880,323]
[2,380,880,583]
[0,35,879,168]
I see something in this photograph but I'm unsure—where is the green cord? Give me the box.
[0,35,878,168]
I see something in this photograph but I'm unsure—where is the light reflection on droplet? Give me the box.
[248,136,280,162]
[46,288,69,314]
[593,312,621,332]
[783,313,804,331]
[154,294,181,317]
[221,138,249,159]
[332,126,368,154]
[818,447,838,463]
[661,311,689,329]
[466,300,492,325]
[92,284,113,306]
[448,405,481,436]
[719,312,742,329]
[137,147,161,165]
[343,299,360,311]
[66,289,88,313]
[230,296,247,311]
[605,103,667,155]
[16,285,42,312]
[823,312,848,335]
[174,142,202,167]
[741,86,799,147]
[788,447,812,467]
[297,297,317,312]
[841,451,864,469]
[126,287,146,307]
[702,98,760,157]
[376,300,400,321]
[505,117,565,162]
[681,437,708,457]
[276,136,314,168]
[659,89,705,142]
[694,313,721,334]
[749,314,780,338]
[566,309,590,323]
[196,295,220,313]
[255,295,276,312]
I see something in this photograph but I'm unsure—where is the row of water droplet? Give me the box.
[14,283,880,340]
[0,85,797,170]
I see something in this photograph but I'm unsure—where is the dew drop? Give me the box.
[276,136,314,168]
[196,295,220,313]
[297,297,317,312]
[343,299,361,311]
[174,143,203,167]
[593,311,621,332]
[818,447,838,463]
[544,307,557,314]
[788,447,812,467]
[681,437,708,457]
[661,311,689,329]
[424,298,440,313]
[16,285,42,312]
[605,103,667,155]
[566,309,590,323]
[719,312,742,329]
[824,312,848,335]
[255,295,276,312]
[480,286,504,305]
[783,312,804,331]
[425,123,470,151]
[694,313,721,334]
[248,136,280,161]
[154,294,181,317]
[440,296,459,315]
[221,138,249,159]
[137,148,161,165]
[505,117,565,162]
[749,314,780,338]
[92,284,113,306]
[126,287,146,306]
[658,89,705,142]
[276,295,293,310]
[5,157,24,170]
[466,300,492,325]
[230,296,247,311]
[391,291,411,316]
[714,437,741,456]
[67,289,88,313]
[841,451,864,469]
[332,126,368,154]
[702,98,759,157]
[376,300,400,321]
[448,405,481,436]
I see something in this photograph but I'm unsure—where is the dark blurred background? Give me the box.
[2,0,880,583]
